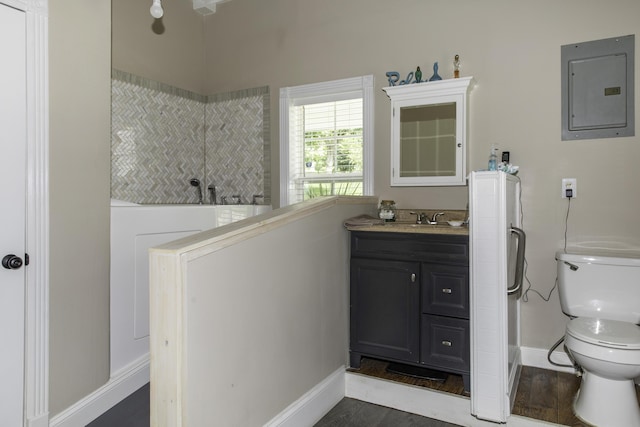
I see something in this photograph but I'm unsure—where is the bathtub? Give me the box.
[110,201,271,377]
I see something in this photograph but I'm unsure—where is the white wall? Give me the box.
[149,197,378,426]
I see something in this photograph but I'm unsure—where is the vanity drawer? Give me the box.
[421,263,469,319]
[421,314,470,372]
[351,231,468,265]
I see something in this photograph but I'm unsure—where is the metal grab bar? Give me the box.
[507,226,526,296]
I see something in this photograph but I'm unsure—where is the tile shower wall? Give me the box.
[206,89,270,206]
[111,70,270,205]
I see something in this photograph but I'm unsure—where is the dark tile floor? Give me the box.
[86,383,149,427]
[314,398,460,427]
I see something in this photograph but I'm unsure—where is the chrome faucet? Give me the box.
[409,211,427,224]
[409,211,444,225]
[220,196,227,205]
[428,212,444,224]
[190,178,203,204]
[252,194,264,205]
[231,194,242,205]
[207,185,217,205]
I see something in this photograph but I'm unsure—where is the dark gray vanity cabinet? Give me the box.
[349,231,470,390]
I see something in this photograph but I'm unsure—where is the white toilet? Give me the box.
[557,250,640,427]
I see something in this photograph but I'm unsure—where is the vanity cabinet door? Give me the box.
[350,258,420,364]
[421,263,469,319]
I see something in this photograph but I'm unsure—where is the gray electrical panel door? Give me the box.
[561,35,634,140]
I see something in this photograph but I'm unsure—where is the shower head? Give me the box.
[190,178,203,204]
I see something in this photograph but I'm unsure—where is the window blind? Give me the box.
[289,98,364,203]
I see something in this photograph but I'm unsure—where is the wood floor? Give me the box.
[514,365,640,426]
[512,365,583,426]
[348,358,469,397]
[350,357,639,426]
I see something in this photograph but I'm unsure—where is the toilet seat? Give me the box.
[567,317,640,349]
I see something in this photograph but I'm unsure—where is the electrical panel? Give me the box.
[561,35,635,141]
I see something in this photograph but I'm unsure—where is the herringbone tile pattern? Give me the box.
[206,96,264,205]
[111,79,205,204]
[111,73,269,205]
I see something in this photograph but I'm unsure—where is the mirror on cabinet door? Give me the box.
[383,77,474,186]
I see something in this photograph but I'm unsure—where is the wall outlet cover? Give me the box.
[561,178,577,198]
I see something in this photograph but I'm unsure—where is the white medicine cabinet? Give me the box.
[383,76,474,186]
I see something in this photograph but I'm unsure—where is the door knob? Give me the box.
[2,254,23,270]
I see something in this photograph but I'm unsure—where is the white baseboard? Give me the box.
[27,413,49,427]
[520,346,576,374]
[49,355,150,427]
[346,372,482,426]
[265,366,345,427]
[346,372,552,427]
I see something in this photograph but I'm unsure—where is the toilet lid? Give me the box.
[567,318,640,349]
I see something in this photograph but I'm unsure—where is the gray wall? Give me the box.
[49,0,111,416]
[111,0,205,94]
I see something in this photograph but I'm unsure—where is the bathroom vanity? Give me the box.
[348,226,470,391]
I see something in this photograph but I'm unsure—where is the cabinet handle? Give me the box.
[410,273,416,283]
[441,340,452,347]
[441,288,452,294]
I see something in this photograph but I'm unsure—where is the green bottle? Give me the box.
[415,66,422,83]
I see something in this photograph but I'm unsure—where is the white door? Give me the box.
[0,4,27,426]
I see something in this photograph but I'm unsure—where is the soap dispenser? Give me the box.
[488,145,498,171]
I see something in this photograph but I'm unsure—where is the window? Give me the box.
[279,75,374,206]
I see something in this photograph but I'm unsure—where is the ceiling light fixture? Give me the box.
[150,0,233,18]
[150,0,164,18]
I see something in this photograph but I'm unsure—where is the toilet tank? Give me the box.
[556,250,640,323]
